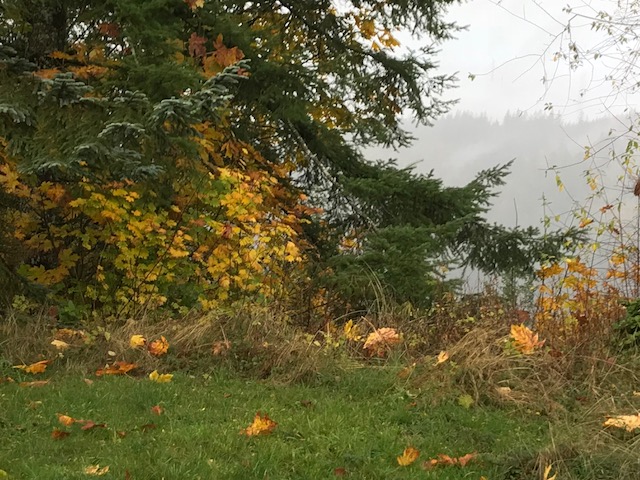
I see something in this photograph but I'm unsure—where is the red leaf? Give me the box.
[51,428,71,439]
[151,405,163,416]
[188,33,207,58]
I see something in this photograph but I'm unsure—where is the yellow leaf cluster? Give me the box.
[510,324,545,355]
[241,412,277,436]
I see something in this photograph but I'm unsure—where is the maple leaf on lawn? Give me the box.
[422,452,477,469]
[510,324,545,354]
[151,405,163,415]
[51,339,70,350]
[57,413,75,426]
[96,361,137,376]
[603,413,640,432]
[149,370,173,383]
[19,380,50,387]
[241,412,277,436]
[148,336,169,356]
[51,428,70,439]
[13,360,51,374]
[397,447,420,466]
[84,465,109,476]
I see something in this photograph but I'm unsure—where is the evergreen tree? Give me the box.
[0,0,577,314]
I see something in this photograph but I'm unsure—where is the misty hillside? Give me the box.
[367,112,627,228]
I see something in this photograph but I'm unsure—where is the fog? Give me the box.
[367,111,634,230]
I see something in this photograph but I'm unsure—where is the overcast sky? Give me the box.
[369,0,639,229]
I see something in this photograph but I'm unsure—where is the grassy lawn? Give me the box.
[0,366,557,479]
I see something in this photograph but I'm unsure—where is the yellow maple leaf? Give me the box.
[57,413,75,426]
[397,446,420,466]
[343,319,362,342]
[148,336,169,356]
[84,465,109,476]
[435,350,450,365]
[241,412,277,436]
[129,334,146,348]
[543,464,558,480]
[510,324,545,354]
[149,370,173,383]
[13,360,51,374]
[603,413,640,432]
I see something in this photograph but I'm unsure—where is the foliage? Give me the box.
[614,299,640,351]
[0,0,577,317]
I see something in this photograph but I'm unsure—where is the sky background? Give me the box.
[369,0,639,230]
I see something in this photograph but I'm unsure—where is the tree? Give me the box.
[0,0,575,318]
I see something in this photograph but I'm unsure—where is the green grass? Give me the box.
[0,365,636,479]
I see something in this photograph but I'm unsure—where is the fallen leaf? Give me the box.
[334,467,347,476]
[51,339,70,350]
[603,413,640,432]
[84,378,94,386]
[51,428,70,439]
[95,361,137,376]
[241,412,277,436]
[148,336,169,356]
[543,464,557,480]
[149,370,173,383]
[363,328,401,356]
[19,380,50,387]
[184,0,205,11]
[28,400,43,409]
[435,350,449,365]
[422,452,477,469]
[13,360,51,374]
[79,420,107,431]
[117,431,127,438]
[510,324,545,354]
[84,465,109,476]
[140,423,156,432]
[129,334,146,348]
[397,446,420,466]
[151,405,163,415]
[212,340,231,356]
[57,413,75,426]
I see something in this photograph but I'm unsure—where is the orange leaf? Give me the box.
[241,412,277,436]
[510,324,545,355]
[422,452,477,469]
[79,420,107,431]
[363,327,401,356]
[397,447,420,466]
[435,350,450,365]
[51,428,70,439]
[13,360,51,374]
[57,413,75,426]
[151,405,163,416]
[148,336,169,356]
[95,361,137,376]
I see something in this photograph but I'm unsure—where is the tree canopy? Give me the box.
[0,0,576,319]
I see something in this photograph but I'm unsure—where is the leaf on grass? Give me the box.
[397,447,420,466]
[603,413,640,432]
[51,339,70,350]
[84,465,109,476]
[510,324,545,354]
[84,378,94,386]
[19,380,50,387]
[129,334,146,348]
[334,467,347,476]
[79,420,107,431]
[151,405,163,415]
[51,428,70,439]
[57,413,75,426]
[543,464,557,480]
[435,350,449,365]
[363,328,401,356]
[422,452,477,469]
[148,336,169,356]
[13,360,51,374]
[149,370,173,383]
[241,412,277,436]
[140,423,156,432]
[212,340,231,356]
[95,361,137,376]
